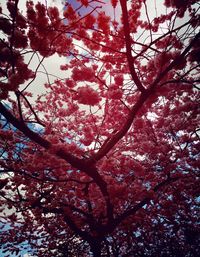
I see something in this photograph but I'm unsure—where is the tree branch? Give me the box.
[0,102,114,224]
[92,92,149,161]
[150,30,200,90]
[91,30,200,163]
[107,176,180,233]
[119,0,146,93]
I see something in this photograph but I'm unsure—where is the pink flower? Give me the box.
[76,86,100,106]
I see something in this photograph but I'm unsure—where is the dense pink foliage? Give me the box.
[0,0,199,256]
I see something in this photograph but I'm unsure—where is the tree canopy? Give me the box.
[0,0,200,256]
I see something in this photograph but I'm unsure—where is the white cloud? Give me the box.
[21,53,68,99]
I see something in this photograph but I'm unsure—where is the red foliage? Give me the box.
[97,12,110,33]
[75,85,101,106]
[0,0,199,256]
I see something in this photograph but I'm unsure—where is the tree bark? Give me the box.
[90,240,102,257]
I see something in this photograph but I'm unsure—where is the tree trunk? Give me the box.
[90,240,102,257]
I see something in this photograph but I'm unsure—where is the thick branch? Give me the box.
[119,0,146,93]
[92,30,200,163]
[93,92,149,161]
[42,206,92,242]
[0,102,105,189]
[0,102,113,223]
[0,102,50,148]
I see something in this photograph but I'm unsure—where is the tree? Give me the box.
[0,0,200,256]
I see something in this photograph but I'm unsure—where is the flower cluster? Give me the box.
[75,86,100,106]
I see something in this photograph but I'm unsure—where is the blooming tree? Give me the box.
[0,0,200,256]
